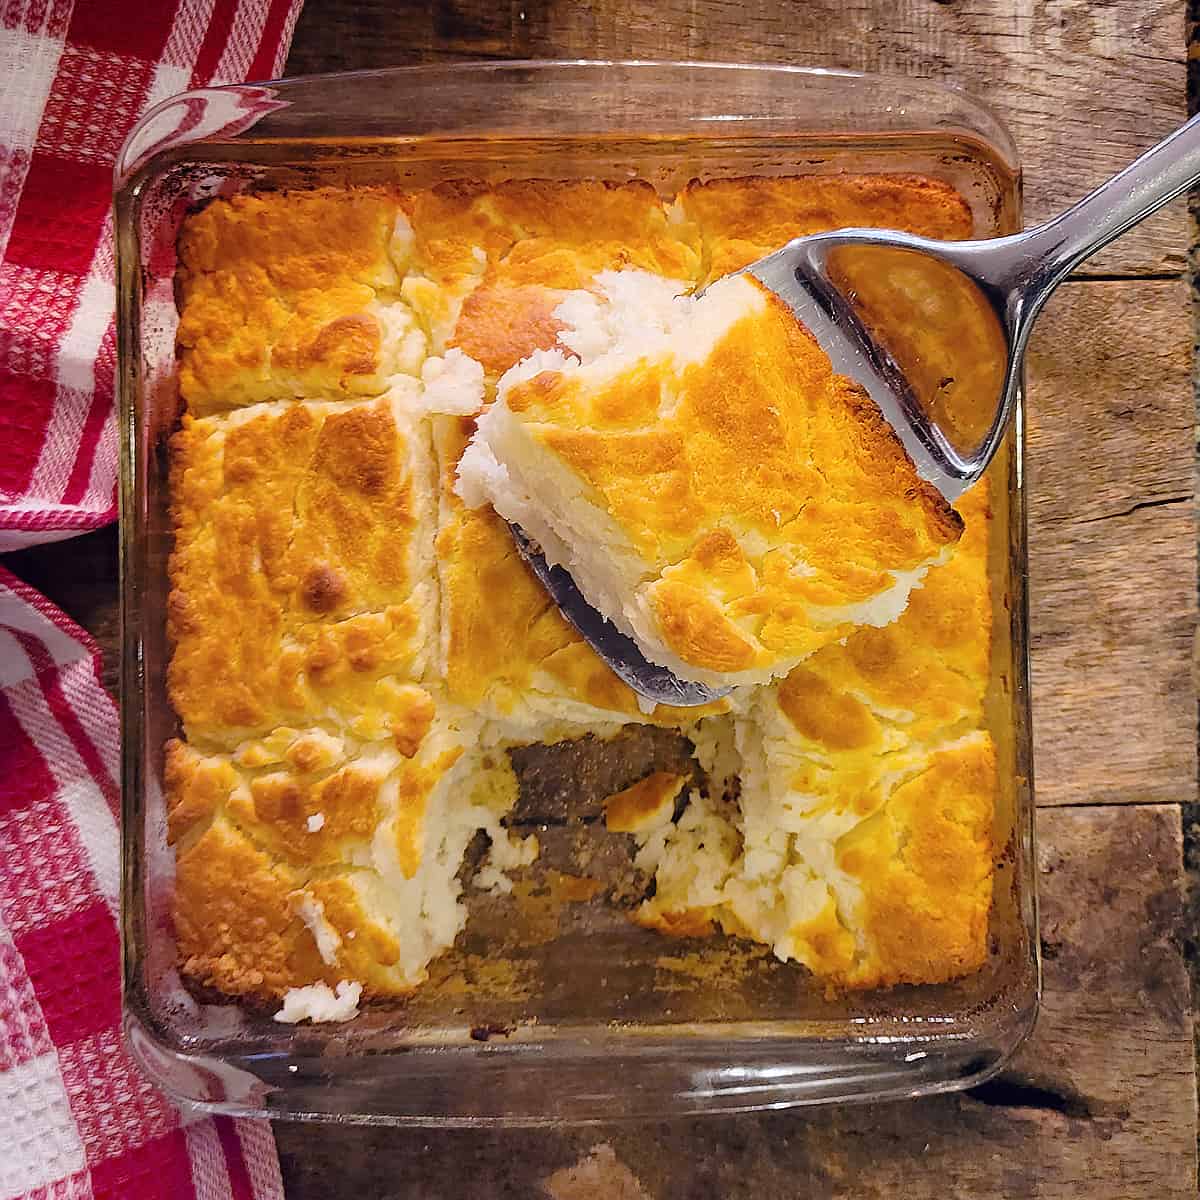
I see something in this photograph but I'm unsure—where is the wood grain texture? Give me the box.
[286,0,1188,277]
[271,805,1197,1199]
[1025,279,1196,805]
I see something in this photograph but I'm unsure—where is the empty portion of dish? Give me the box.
[166,175,998,1012]
[458,269,962,689]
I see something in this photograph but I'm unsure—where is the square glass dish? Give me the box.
[117,61,1038,1124]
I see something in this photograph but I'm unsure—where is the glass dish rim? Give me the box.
[114,58,1020,191]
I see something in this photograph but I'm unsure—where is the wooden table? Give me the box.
[5,1,1197,1194]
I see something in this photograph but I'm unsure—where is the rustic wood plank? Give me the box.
[1025,279,1196,805]
[271,805,1197,1199]
[286,0,1188,277]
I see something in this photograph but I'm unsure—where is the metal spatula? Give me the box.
[513,113,1200,707]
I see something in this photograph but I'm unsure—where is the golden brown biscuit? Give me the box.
[173,813,406,1001]
[682,173,973,281]
[636,739,996,992]
[178,188,426,413]
[444,181,700,378]
[167,729,426,999]
[166,712,534,1001]
[833,733,996,989]
[167,395,437,745]
[395,179,698,358]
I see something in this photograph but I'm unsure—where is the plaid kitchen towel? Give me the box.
[0,0,303,552]
[1,0,304,1196]
[0,567,287,1199]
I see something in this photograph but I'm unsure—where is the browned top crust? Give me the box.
[167,172,997,1003]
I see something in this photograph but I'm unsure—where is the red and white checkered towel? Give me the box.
[0,568,285,1198]
[1,0,304,1196]
[0,0,302,551]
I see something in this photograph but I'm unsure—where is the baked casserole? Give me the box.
[165,174,996,1018]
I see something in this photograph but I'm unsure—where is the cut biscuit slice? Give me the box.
[167,391,475,747]
[177,187,430,414]
[433,413,730,740]
[459,268,963,690]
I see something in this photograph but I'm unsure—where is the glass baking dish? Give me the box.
[116,61,1038,1124]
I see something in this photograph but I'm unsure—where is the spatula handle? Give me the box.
[1017,110,1200,293]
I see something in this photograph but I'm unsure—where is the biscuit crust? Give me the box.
[167,174,997,1005]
